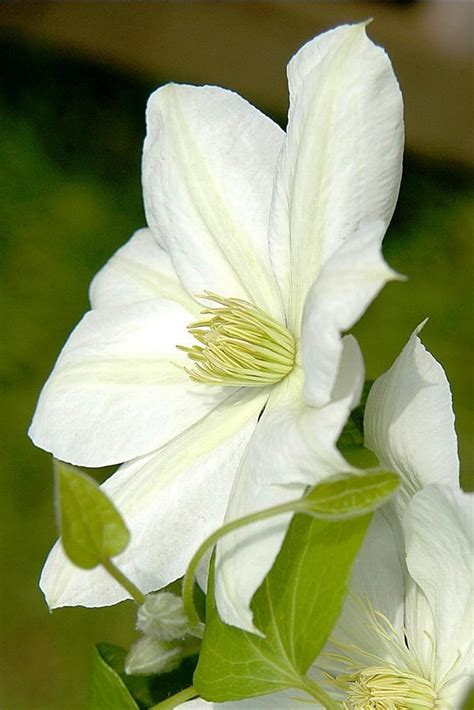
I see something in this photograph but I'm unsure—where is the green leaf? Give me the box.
[350,379,373,435]
[90,643,200,710]
[55,460,130,568]
[337,413,365,449]
[95,644,156,709]
[194,472,397,702]
[337,380,379,468]
[302,470,398,519]
[182,471,398,629]
[88,645,138,710]
[339,443,379,469]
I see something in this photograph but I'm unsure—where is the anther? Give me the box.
[178,292,295,387]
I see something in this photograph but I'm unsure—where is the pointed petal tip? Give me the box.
[28,419,59,464]
[348,18,373,35]
[39,558,61,611]
[404,319,432,359]
[377,260,405,286]
[390,267,408,283]
[413,317,430,335]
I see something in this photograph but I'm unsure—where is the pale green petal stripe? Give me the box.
[90,228,199,314]
[40,387,269,608]
[269,23,403,328]
[143,84,284,319]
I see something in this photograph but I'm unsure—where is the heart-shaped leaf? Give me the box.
[194,471,398,703]
[88,645,138,710]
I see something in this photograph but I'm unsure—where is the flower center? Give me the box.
[177,292,295,387]
[322,597,446,709]
[346,666,437,709]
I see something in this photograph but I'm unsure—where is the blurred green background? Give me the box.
[0,2,472,709]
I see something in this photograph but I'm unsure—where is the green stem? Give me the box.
[181,636,202,659]
[150,685,197,709]
[101,557,145,605]
[298,675,340,709]
[182,471,398,627]
[182,498,309,627]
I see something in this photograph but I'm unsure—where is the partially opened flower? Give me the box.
[316,329,472,708]
[177,488,473,709]
[177,333,473,708]
[322,484,473,709]
[30,23,403,631]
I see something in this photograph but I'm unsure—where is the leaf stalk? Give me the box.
[150,685,197,709]
[298,675,340,709]
[101,557,145,605]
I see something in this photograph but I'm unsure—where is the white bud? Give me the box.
[125,636,182,676]
[136,592,188,641]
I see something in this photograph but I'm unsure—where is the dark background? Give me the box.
[0,2,472,708]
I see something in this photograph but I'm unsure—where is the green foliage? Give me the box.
[55,460,130,568]
[301,470,398,519]
[183,471,398,630]
[337,381,380,469]
[88,645,138,710]
[350,380,373,437]
[96,644,157,709]
[194,471,398,703]
[88,643,199,710]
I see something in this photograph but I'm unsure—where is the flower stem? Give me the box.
[182,470,398,628]
[182,498,308,627]
[298,675,339,709]
[101,557,145,605]
[150,685,197,709]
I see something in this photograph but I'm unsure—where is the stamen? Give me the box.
[178,292,296,387]
[344,666,437,709]
[322,594,442,709]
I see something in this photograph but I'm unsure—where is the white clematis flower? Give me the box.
[30,23,403,631]
[177,333,473,708]
[178,490,473,710]
[323,484,473,710]
[316,329,472,709]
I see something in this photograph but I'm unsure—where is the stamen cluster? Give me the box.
[178,292,295,387]
[346,666,437,709]
[324,598,440,710]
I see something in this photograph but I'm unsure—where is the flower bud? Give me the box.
[125,636,182,676]
[136,591,188,641]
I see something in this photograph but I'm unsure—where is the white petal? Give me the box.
[404,485,473,699]
[350,509,405,632]
[301,221,399,408]
[177,690,309,709]
[213,337,363,632]
[214,447,305,633]
[320,508,405,674]
[143,83,284,318]
[251,336,363,487]
[364,325,459,507]
[29,299,231,466]
[89,228,198,313]
[269,23,403,328]
[40,388,267,608]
